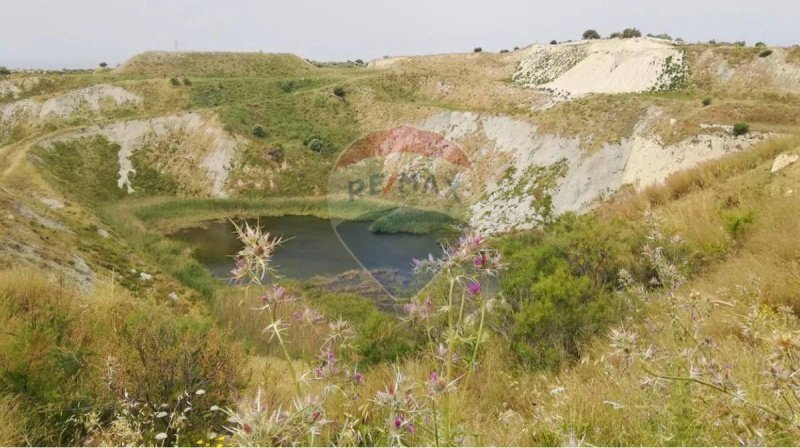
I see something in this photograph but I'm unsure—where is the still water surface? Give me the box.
[170,215,448,281]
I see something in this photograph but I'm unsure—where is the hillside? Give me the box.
[1,37,800,445]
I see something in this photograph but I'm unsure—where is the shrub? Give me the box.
[648,33,673,40]
[333,86,346,97]
[182,77,192,85]
[734,40,746,47]
[733,122,750,136]
[622,28,642,38]
[500,214,643,369]
[702,97,712,106]
[549,40,558,45]
[265,145,284,163]
[307,137,324,152]
[500,49,509,53]
[0,66,10,75]
[582,29,601,40]
[252,125,267,138]
[512,267,625,370]
[169,77,180,86]
[513,46,520,50]
[98,62,108,68]
[723,210,753,240]
[759,49,773,58]
[473,47,483,53]
[755,41,767,47]
[609,32,622,39]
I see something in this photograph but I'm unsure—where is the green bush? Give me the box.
[550,40,558,45]
[99,62,108,68]
[622,28,642,38]
[723,210,753,240]
[582,29,601,40]
[512,267,625,370]
[499,49,509,53]
[733,122,750,136]
[0,66,10,75]
[734,41,746,47]
[252,125,267,138]
[307,137,323,151]
[755,41,767,47]
[333,86,346,97]
[499,213,644,369]
[609,32,622,39]
[182,77,192,85]
[473,47,483,53]
[702,97,712,106]
[759,49,773,58]
[169,77,180,86]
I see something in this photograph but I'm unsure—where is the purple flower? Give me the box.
[467,280,481,296]
[394,415,403,429]
[473,253,486,267]
[353,372,363,384]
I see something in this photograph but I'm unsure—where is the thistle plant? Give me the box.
[410,229,506,443]
[229,221,302,397]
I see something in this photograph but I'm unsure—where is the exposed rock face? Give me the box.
[514,38,687,103]
[0,84,141,122]
[414,111,766,234]
[39,112,241,197]
[0,77,40,99]
[772,153,799,173]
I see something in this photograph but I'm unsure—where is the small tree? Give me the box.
[621,28,642,38]
[582,29,601,40]
[473,47,482,53]
[755,41,767,47]
[759,50,773,58]
[550,40,558,45]
[702,97,712,107]
[609,32,622,39]
[0,66,10,75]
[252,125,267,138]
[99,62,108,68]
[333,86,346,97]
[733,122,750,136]
[513,46,520,51]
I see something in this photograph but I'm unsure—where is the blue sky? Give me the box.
[1,0,796,69]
